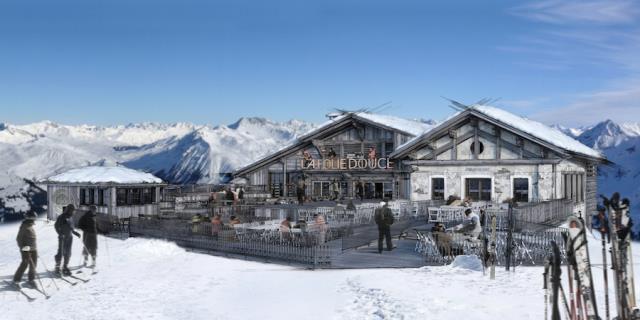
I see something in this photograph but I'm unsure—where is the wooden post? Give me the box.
[473,119,479,160]
[505,202,514,271]
[283,161,288,198]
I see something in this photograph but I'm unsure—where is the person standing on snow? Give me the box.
[54,204,80,276]
[78,205,98,268]
[374,199,394,253]
[13,211,38,287]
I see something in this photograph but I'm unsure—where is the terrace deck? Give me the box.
[329,239,427,269]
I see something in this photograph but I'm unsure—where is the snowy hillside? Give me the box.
[0,119,315,220]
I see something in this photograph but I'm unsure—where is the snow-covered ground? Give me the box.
[0,221,638,320]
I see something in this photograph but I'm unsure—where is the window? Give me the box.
[130,189,141,205]
[116,188,127,206]
[98,189,106,206]
[563,173,585,203]
[269,172,284,197]
[80,188,95,205]
[143,188,154,204]
[88,189,95,205]
[431,178,445,200]
[80,189,86,205]
[312,181,332,199]
[513,178,529,203]
[465,178,491,201]
[470,141,485,154]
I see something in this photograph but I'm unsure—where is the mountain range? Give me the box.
[1,116,638,229]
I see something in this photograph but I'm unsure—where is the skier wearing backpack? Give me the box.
[374,199,394,253]
[54,204,81,276]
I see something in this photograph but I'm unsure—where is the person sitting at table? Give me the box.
[229,215,241,226]
[452,209,482,241]
[280,217,293,242]
[313,214,328,244]
[211,214,223,240]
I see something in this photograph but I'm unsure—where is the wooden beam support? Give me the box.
[403,159,563,166]
[495,128,501,160]
[472,119,479,160]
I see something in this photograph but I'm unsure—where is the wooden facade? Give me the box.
[47,182,165,220]
[234,113,427,201]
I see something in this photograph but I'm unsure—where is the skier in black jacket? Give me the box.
[54,204,80,275]
[78,205,98,268]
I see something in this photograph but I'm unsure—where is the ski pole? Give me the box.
[36,253,59,291]
[602,230,610,320]
[27,253,48,297]
[102,234,111,267]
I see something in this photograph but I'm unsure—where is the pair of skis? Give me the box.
[565,216,600,320]
[482,212,498,279]
[602,193,640,320]
[545,216,601,320]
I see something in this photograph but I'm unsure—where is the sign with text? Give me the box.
[301,158,393,170]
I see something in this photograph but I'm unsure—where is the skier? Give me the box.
[77,205,98,268]
[374,199,394,253]
[296,178,306,205]
[453,208,482,241]
[54,204,81,276]
[13,211,38,287]
[355,181,364,201]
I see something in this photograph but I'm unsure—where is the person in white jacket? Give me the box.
[453,208,482,241]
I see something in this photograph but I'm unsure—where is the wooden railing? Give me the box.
[129,218,340,267]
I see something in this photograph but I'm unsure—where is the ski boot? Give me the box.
[62,267,71,276]
[25,280,37,288]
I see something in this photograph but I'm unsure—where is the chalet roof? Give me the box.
[47,166,164,184]
[391,105,605,161]
[234,112,434,175]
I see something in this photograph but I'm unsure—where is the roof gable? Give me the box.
[392,106,605,161]
[234,112,433,176]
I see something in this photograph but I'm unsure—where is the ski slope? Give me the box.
[0,221,638,320]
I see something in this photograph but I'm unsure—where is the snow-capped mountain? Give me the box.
[566,120,640,234]
[0,118,315,221]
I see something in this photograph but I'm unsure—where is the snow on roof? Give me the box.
[392,105,604,160]
[355,113,434,136]
[47,166,163,184]
[470,105,604,159]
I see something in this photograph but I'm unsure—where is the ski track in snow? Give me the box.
[339,278,414,320]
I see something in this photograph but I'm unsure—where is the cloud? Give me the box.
[510,0,640,25]
[530,80,640,126]
[505,0,640,126]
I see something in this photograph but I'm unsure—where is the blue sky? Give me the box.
[1,0,639,127]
